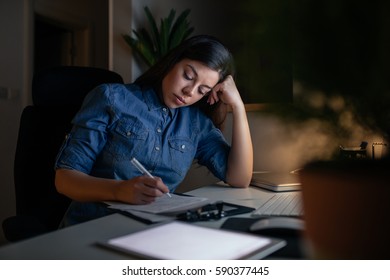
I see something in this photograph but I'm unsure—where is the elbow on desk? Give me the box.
[225,169,252,188]
[225,175,251,188]
[228,181,250,188]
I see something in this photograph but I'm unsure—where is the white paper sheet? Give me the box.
[105,194,211,214]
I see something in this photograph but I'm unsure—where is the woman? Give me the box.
[55,35,253,225]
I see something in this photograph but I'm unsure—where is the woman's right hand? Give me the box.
[55,168,169,205]
[114,176,170,204]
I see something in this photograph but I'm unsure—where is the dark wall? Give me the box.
[220,0,292,104]
[292,0,390,135]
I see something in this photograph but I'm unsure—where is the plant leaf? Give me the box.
[144,6,160,55]
[122,7,194,67]
[169,9,194,49]
[136,28,156,54]
[159,9,176,57]
[122,33,155,67]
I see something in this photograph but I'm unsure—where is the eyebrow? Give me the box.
[187,64,213,91]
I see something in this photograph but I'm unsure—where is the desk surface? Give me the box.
[0,184,280,260]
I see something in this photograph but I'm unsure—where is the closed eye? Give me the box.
[184,71,193,81]
[199,86,211,96]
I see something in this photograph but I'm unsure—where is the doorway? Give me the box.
[34,14,90,73]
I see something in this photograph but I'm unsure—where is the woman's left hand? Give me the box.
[207,75,243,108]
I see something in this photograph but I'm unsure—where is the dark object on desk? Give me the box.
[177,201,255,222]
[2,66,123,242]
[250,171,301,192]
[221,217,305,259]
[339,141,368,159]
[249,216,304,236]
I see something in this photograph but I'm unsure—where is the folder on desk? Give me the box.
[101,221,286,260]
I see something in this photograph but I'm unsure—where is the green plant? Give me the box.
[122,6,194,67]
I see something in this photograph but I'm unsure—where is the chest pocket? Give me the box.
[168,137,195,175]
[108,118,149,160]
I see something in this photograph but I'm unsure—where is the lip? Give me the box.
[173,94,186,105]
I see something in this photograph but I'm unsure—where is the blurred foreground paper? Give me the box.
[102,221,286,260]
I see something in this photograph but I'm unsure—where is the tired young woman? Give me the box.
[54,35,253,226]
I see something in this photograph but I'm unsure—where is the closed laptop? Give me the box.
[250,171,301,192]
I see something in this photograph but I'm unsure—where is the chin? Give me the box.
[170,99,186,109]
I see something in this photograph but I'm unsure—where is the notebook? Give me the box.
[250,171,301,192]
[100,221,286,259]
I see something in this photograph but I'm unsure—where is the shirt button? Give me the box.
[157,128,162,133]
[162,108,167,112]
[181,144,186,150]
[155,146,160,151]
[126,131,132,136]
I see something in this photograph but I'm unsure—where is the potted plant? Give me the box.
[122,6,194,68]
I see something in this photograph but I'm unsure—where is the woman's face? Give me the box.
[161,59,220,109]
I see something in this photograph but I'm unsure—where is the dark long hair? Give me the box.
[134,35,235,129]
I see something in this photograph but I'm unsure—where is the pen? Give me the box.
[130,157,171,197]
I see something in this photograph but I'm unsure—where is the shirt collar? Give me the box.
[142,86,176,116]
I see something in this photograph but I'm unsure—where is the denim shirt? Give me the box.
[55,83,230,226]
[55,83,230,192]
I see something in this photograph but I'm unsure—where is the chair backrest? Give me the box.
[13,66,124,232]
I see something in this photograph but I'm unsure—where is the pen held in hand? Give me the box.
[130,157,172,198]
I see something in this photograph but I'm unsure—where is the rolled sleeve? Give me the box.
[54,84,114,173]
[196,127,230,182]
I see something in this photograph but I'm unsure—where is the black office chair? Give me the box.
[2,66,123,242]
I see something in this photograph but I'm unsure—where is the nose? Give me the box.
[183,85,195,97]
